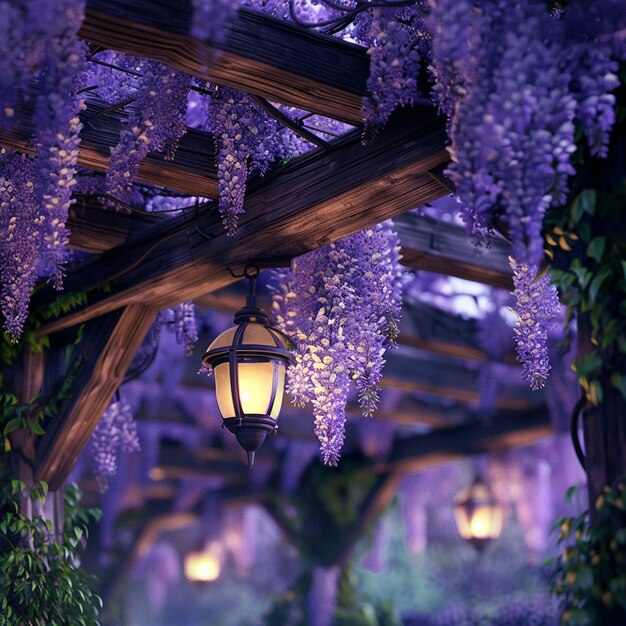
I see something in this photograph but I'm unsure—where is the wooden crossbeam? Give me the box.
[37,108,449,335]
[387,408,554,473]
[0,101,218,198]
[395,213,513,289]
[35,305,157,489]
[150,444,258,483]
[81,3,369,124]
[383,347,541,410]
[68,200,162,253]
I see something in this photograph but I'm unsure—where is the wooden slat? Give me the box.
[35,305,157,489]
[36,108,449,335]
[151,444,258,483]
[0,101,218,199]
[68,200,162,253]
[395,214,513,289]
[81,4,368,124]
[388,409,554,473]
[382,347,541,410]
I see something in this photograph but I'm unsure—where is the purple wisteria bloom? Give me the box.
[357,3,429,135]
[427,0,624,264]
[89,399,141,492]
[106,59,190,203]
[273,222,404,465]
[509,257,560,390]
[206,85,298,234]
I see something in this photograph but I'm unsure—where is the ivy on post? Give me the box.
[548,64,626,514]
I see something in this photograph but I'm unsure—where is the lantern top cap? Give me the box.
[454,475,496,506]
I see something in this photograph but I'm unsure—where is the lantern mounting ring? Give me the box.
[226,264,260,280]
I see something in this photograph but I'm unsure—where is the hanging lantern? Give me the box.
[454,475,503,550]
[184,541,224,582]
[202,266,294,468]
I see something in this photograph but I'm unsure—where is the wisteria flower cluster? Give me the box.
[130,302,199,379]
[206,85,294,234]
[426,0,624,265]
[88,399,141,492]
[509,257,560,391]
[0,0,85,338]
[0,151,40,339]
[272,222,403,464]
[106,59,190,203]
[356,3,429,134]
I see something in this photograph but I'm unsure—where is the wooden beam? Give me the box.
[382,347,542,410]
[388,408,554,473]
[0,101,218,198]
[81,3,369,124]
[68,200,162,253]
[150,444,261,483]
[35,108,449,335]
[67,207,512,291]
[35,305,157,490]
[395,214,513,289]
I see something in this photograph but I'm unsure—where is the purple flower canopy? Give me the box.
[1,0,624,470]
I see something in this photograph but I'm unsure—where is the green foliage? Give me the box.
[549,481,626,625]
[0,294,86,442]
[335,566,402,626]
[272,455,378,567]
[545,63,626,405]
[0,477,102,625]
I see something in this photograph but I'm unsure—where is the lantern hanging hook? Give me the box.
[227,264,262,307]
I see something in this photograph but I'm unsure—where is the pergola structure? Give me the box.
[5,0,568,602]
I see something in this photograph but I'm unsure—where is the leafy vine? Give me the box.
[0,477,101,626]
[550,481,626,624]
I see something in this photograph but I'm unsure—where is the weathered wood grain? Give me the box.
[0,100,218,198]
[36,108,449,335]
[388,409,554,473]
[35,305,157,490]
[81,3,368,123]
[68,200,162,253]
[382,346,542,410]
[395,213,513,289]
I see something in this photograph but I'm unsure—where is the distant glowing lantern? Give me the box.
[454,475,503,549]
[201,266,294,468]
[184,542,223,582]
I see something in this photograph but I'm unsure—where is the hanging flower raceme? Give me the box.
[106,59,190,203]
[89,398,140,492]
[357,3,429,136]
[272,222,403,465]
[509,257,560,391]
[0,151,40,339]
[207,85,291,234]
[0,0,77,129]
[33,31,87,288]
[0,0,86,338]
[427,0,623,265]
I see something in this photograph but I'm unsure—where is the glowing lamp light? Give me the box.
[184,542,223,582]
[202,267,294,468]
[454,475,503,550]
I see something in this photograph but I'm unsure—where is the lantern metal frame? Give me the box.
[201,266,295,468]
[453,474,503,551]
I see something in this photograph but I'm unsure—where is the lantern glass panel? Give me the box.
[214,359,286,418]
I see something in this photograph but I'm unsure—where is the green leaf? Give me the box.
[30,421,45,436]
[572,189,597,221]
[3,417,23,436]
[587,236,606,262]
[589,267,612,302]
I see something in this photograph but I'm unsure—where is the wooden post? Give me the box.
[577,314,626,516]
[9,349,65,542]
